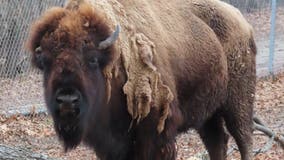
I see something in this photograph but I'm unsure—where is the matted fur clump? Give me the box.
[123,33,174,133]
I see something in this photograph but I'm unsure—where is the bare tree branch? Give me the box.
[227,115,284,157]
[253,116,266,126]
[253,116,284,149]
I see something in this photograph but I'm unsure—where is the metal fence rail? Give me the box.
[0,0,283,114]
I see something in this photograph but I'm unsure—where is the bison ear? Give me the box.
[26,7,66,54]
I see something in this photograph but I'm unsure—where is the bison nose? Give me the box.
[55,89,81,116]
[56,94,80,105]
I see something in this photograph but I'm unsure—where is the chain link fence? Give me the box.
[0,0,284,115]
[0,0,65,115]
[0,0,66,78]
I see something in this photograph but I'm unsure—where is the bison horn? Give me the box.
[35,46,42,53]
[98,25,120,50]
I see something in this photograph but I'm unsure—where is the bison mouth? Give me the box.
[53,104,86,151]
[54,119,84,151]
[49,88,87,151]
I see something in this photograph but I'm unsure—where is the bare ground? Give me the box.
[0,74,283,160]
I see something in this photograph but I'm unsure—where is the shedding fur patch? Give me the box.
[122,33,174,133]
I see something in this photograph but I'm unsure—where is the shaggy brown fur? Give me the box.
[26,0,256,160]
[188,1,256,159]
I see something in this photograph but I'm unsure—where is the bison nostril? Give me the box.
[55,89,81,117]
[74,107,80,115]
[56,94,80,104]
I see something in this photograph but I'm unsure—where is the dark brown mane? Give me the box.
[27,7,66,53]
[27,3,111,55]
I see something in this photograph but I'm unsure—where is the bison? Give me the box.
[27,0,256,160]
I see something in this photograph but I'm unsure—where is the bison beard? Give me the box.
[26,0,256,160]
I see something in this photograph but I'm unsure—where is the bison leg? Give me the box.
[198,113,229,160]
[132,109,177,160]
[155,141,177,160]
[132,131,176,160]
[224,108,253,160]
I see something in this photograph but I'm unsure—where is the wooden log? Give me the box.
[0,144,58,160]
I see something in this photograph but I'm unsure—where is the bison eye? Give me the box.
[33,47,48,70]
[88,57,99,68]
[34,54,45,70]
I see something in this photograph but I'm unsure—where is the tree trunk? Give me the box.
[0,144,58,160]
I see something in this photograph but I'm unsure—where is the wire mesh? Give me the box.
[0,0,283,114]
[0,0,65,115]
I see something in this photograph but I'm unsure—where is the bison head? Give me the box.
[27,5,120,150]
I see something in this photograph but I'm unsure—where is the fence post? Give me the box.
[269,0,277,75]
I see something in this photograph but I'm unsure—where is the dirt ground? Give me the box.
[0,74,283,160]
